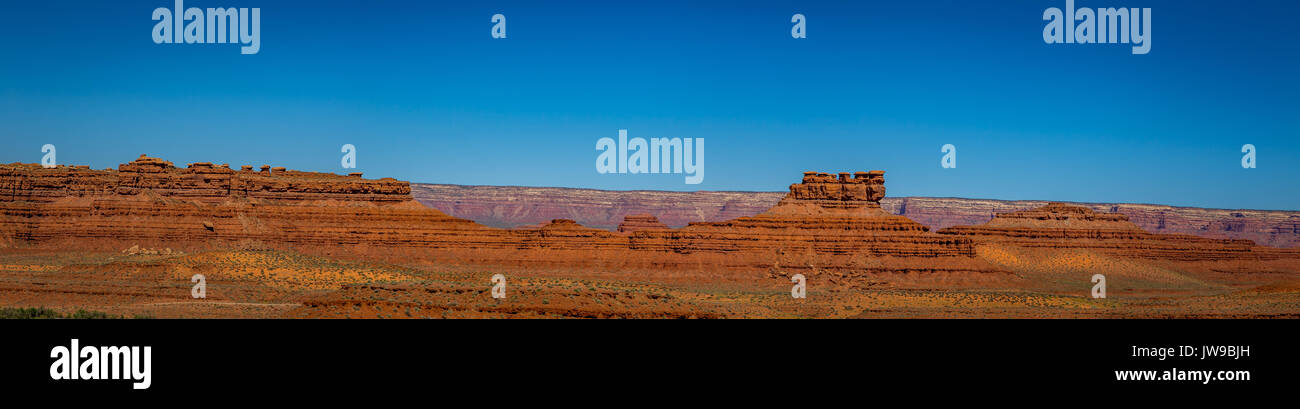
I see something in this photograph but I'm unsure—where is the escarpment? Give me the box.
[617,214,669,233]
[0,156,665,254]
[1,155,411,203]
[630,171,977,260]
[4,157,1295,277]
[937,203,1296,261]
[0,155,469,249]
[414,185,1300,248]
[0,160,998,275]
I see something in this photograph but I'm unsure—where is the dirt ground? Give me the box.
[1,243,1297,319]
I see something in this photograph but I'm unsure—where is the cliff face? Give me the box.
[617,214,669,233]
[787,171,885,204]
[411,184,783,230]
[629,171,985,272]
[1,154,411,203]
[0,156,690,255]
[936,203,1272,261]
[883,198,1300,249]
[0,155,477,250]
[413,185,1300,248]
[0,161,999,276]
[4,157,1297,279]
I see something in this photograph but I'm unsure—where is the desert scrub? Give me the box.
[0,307,148,319]
[0,307,63,319]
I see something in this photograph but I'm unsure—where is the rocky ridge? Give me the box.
[413,185,1300,248]
[936,203,1276,261]
[2,154,410,203]
[3,156,1297,278]
[628,171,986,275]
[617,214,669,233]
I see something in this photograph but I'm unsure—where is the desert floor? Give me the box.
[1,245,1297,319]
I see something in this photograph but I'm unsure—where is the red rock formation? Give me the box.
[4,157,1294,279]
[1,161,999,277]
[515,219,625,250]
[886,198,1300,248]
[411,184,782,230]
[1,154,410,203]
[413,185,1300,248]
[787,171,886,204]
[0,156,488,251]
[617,214,668,233]
[936,203,1289,261]
[0,155,683,262]
[631,171,978,261]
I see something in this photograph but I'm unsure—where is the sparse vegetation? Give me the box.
[0,307,150,319]
[1,246,1297,319]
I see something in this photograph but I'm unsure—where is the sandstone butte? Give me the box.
[2,156,1298,278]
[627,171,975,259]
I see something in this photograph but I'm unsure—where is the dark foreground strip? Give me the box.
[0,319,1292,399]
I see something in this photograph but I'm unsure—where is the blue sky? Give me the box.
[1,0,1297,210]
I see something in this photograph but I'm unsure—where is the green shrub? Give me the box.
[0,307,64,319]
[0,307,143,319]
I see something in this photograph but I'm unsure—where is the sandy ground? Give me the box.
[1,244,1297,319]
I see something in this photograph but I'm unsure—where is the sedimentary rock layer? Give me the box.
[937,203,1283,261]
[1,155,410,203]
[631,171,978,260]
[0,160,997,275]
[412,185,1300,247]
[787,171,885,204]
[0,156,570,251]
[411,184,782,230]
[617,214,669,233]
[4,157,1295,278]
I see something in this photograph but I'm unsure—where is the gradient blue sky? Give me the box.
[2,1,1296,210]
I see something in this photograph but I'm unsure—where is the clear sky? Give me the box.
[2,1,1297,210]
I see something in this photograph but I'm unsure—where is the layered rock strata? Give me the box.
[1,156,512,250]
[413,185,1300,248]
[411,183,782,230]
[10,157,1292,277]
[617,214,669,233]
[630,171,976,258]
[937,203,1288,261]
[1,154,410,203]
[1,160,996,276]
